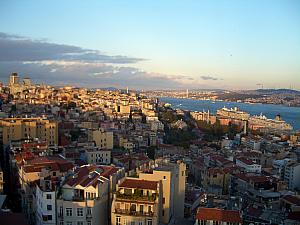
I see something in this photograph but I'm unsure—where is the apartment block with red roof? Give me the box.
[195,207,243,225]
[111,178,161,225]
[56,165,124,225]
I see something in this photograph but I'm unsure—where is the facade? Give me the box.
[0,117,58,145]
[57,165,124,225]
[236,157,261,173]
[85,148,111,165]
[138,160,186,224]
[35,181,56,225]
[91,128,113,149]
[111,178,160,225]
[284,162,300,190]
[195,208,243,225]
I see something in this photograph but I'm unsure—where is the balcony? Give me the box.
[115,208,154,217]
[116,192,157,202]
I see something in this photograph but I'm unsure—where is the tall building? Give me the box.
[0,117,58,145]
[138,160,186,224]
[9,72,20,85]
[111,178,161,225]
[284,162,300,190]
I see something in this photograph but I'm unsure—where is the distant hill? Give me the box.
[255,89,300,95]
[100,87,120,91]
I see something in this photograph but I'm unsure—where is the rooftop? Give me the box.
[119,178,158,190]
[196,207,242,223]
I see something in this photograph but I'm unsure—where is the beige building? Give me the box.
[138,160,186,224]
[85,148,111,165]
[111,178,161,225]
[0,117,58,145]
[57,165,124,225]
[90,128,113,149]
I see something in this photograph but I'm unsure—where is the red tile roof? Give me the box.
[119,178,158,191]
[66,165,121,188]
[196,208,242,223]
[237,157,255,165]
[282,195,300,206]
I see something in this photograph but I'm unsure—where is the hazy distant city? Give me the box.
[1,1,300,225]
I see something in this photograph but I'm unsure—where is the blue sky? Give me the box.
[0,0,299,90]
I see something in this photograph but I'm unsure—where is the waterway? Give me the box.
[159,97,300,131]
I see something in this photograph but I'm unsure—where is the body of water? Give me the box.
[159,97,300,131]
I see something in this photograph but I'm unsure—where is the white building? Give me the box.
[236,157,261,173]
[284,162,300,190]
[35,179,56,225]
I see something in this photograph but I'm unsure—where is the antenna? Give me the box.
[256,83,263,89]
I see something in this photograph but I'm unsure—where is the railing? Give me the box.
[116,192,157,202]
[115,208,154,217]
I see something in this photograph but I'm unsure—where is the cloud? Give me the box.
[0,32,143,64]
[0,32,209,89]
[200,75,219,81]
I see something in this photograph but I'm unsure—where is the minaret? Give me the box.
[126,87,129,94]
[186,89,189,98]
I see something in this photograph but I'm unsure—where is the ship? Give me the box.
[248,113,293,132]
[216,106,250,121]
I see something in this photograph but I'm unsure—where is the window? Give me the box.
[163,176,166,179]
[77,222,84,225]
[46,194,52,199]
[59,221,64,225]
[87,207,92,215]
[148,206,152,213]
[87,222,92,225]
[66,208,72,216]
[138,222,143,225]
[116,216,121,225]
[131,222,135,225]
[147,219,152,225]
[139,205,144,213]
[47,205,52,210]
[200,220,207,225]
[66,222,72,225]
[47,215,52,221]
[77,208,83,217]
[59,206,63,216]
[162,197,165,204]
[162,209,164,216]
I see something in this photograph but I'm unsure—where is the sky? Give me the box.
[0,0,300,90]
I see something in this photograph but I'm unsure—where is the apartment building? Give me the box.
[85,148,111,165]
[35,178,56,225]
[138,160,186,224]
[236,157,261,173]
[90,128,113,149]
[111,178,161,225]
[17,155,73,224]
[284,162,300,190]
[57,165,124,225]
[0,117,58,145]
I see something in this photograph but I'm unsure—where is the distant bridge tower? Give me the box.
[186,89,189,98]
[126,87,129,94]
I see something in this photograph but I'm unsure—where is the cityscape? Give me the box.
[1,1,300,225]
